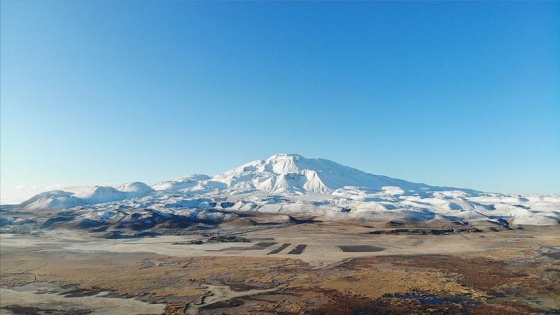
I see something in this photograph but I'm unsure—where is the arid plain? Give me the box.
[1,218,559,315]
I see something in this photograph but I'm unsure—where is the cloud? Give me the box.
[16,184,38,191]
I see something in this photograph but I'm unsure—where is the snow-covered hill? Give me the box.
[19,183,156,210]
[152,174,211,192]
[12,153,560,226]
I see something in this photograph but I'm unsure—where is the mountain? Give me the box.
[19,183,156,210]
[19,190,87,210]
[210,153,473,195]
[11,153,560,226]
[152,175,211,192]
[118,182,155,196]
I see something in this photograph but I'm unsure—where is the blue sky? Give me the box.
[1,1,559,203]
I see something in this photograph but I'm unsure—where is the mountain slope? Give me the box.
[152,175,211,192]
[21,183,155,210]
[20,190,87,210]
[12,153,558,226]
[210,153,471,195]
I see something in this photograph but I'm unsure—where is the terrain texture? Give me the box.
[2,154,559,235]
[1,222,559,314]
[1,154,558,314]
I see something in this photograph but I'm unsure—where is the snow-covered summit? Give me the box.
[19,190,86,210]
[13,153,559,226]
[211,153,459,195]
[17,153,479,208]
[21,182,155,210]
[119,182,155,194]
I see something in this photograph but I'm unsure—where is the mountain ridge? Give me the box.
[10,153,559,226]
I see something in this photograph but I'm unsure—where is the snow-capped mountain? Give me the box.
[20,190,87,210]
[150,153,475,196]
[19,182,156,211]
[209,153,474,195]
[11,153,560,226]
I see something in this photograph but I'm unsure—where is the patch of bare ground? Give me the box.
[3,249,557,314]
[202,250,559,314]
[307,290,476,315]
[1,305,92,315]
[401,255,557,294]
[197,287,542,315]
[307,291,542,315]
[356,252,560,312]
[2,227,559,314]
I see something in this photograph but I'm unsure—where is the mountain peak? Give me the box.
[262,153,309,174]
[267,153,304,160]
[14,154,559,227]
[211,153,431,194]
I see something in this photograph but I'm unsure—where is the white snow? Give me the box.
[151,174,211,191]
[16,153,559,226]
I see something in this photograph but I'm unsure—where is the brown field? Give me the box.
[1,221,559,314]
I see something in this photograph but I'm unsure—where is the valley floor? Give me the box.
[1,222,559,314]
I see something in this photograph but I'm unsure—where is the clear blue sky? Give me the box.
[1,1,559,203]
